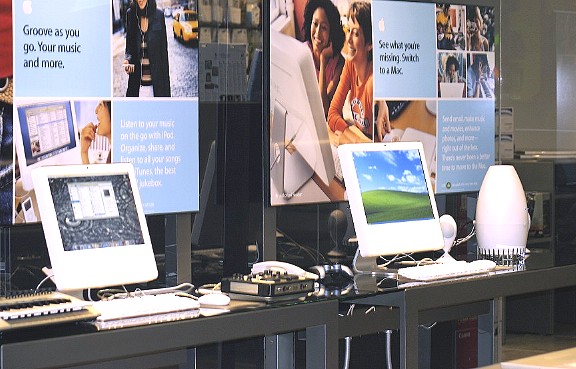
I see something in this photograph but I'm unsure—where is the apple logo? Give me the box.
[378,17,385,32]
[22,0,32,15]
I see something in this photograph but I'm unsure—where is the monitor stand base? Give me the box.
[352,249,398,279]
[42,266,84,300]
[283,146,313,196]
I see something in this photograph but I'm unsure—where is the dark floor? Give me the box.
[501,323,576,362]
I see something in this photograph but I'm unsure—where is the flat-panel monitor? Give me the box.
[31,163,158,294]
[338,142,444,260]
[269,29,336,205]
[15,100,81,191]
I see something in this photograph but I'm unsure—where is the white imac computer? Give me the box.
[338,142,445,274]
[15,100,82,191]
[269,29,335,204]
[31,163,158,297]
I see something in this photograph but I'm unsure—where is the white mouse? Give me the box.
[198,293,231,306]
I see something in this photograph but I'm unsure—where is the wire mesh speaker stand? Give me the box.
[478,247,526,270]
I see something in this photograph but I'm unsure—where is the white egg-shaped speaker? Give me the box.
[475,165,530,266]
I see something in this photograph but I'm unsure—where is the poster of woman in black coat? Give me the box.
[123,0,170,97]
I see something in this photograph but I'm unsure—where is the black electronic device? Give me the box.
[326,209,349,258]
[309,263,354,281]
[316,281,354,297]
[386,100,410,120]
[221,271,316,302]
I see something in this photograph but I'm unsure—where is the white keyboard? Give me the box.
[397,260,497,282]
[93,293,200,322]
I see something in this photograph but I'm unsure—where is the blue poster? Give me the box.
[112,99,199,214]
[372,1,437,98]
[436,100,494,193]
[10,0,200,224]
[373,1,496,194]
[13,0,111,97]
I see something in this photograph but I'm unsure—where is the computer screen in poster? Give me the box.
[269,29,337,206]
[14,100,81,192]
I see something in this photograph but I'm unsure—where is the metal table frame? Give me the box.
[2,265,575,369]
[344,265,576,369]
[1,299,338,369]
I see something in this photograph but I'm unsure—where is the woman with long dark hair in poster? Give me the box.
[123,0,170,97]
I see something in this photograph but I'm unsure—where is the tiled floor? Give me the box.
[501,323,576,361]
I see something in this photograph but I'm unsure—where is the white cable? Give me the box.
[385,330,393,369]
[420,322,437,330]
[341,304,356,369]
[87,288,94,301]
[107,282,196,300]
[454,224,476,246]
[136,282,195,295]
[35,274,54,291]
[197,283,221,295]
[378,253,416,267]
[343,336,352,369]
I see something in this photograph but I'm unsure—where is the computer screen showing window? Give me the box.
[338,142,444,258]
[32,163,158,293]
[51,176,142,250]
